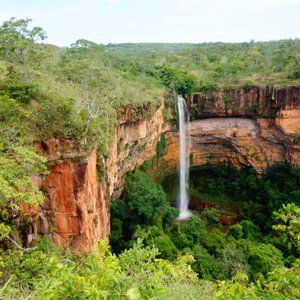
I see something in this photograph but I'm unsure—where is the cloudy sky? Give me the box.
[0,0,299,46]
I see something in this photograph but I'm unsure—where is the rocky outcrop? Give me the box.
[23,146,110,253]
[106,103,164,199]
[163,117,298,174]
[189,85,300,120]
[162,85,300,176]
[41,149,109,252]
[20,103,164,252]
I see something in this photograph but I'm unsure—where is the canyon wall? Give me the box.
[162,85,300,176]
[24,141,110,253]
[188,85,300,121]
[21,104,164,252]
[106,103,164,199]
[163,117,296,175]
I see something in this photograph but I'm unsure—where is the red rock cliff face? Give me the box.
[106,103,164,199]
[34,144,109,253]
[189,85,300,120]
[162,86,300,176]
[22,104,164,252]
[163,118,295,175]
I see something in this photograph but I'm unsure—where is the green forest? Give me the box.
[0,18,300,299]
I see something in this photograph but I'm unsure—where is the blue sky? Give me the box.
[0,0,299,46]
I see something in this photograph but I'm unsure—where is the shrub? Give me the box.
[0,81,39,104]
[228,220,262,242]
[192,245,224,280]
[201,208,222,228]
[158,65,198,94]
[110,170,178,253]
[272,203,300,254]
[198,81,219,93]
[156,133,167,158]
[125,171,176,227]
[201,229,226,255]
[248,243,284,277]
[169,216,206,250]
[219,242,250,279]
[153,234,179,260]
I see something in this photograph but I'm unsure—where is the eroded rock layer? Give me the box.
[106,103,164,199]
[163,117,299,175]
[23,147,110,253]
[163,85,300,176]
[23,104,164,252]
[189,85,300,120]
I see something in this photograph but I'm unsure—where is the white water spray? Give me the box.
[177,96,192,220]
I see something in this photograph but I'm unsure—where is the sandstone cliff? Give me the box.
[21,104,164,252]
[162,85,300,176]
[106,103,164,199]
[163,118,294,175]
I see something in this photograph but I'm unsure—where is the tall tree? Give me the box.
[0,18,47,81]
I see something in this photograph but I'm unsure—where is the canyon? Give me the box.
[21,85,300,252]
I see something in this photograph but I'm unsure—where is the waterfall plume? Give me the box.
[177,96,192,220]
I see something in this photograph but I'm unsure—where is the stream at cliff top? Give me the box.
[177,96,192,220]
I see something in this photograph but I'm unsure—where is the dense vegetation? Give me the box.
[108,164,300,298]
[1,17,300,299]
[105,40,300,92]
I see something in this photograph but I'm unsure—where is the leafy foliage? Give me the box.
[156,133,167,158]
[110,164,300,285]
[0,94,47,241]
[0,238,210,300]
[273,203,300,253]
[157,65,199,94]
[110,170,178,253]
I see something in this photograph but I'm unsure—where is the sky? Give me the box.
[0,0,299,46]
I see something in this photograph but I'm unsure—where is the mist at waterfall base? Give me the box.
[177,96,192,220]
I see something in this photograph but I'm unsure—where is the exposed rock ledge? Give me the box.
[163,117,300,175]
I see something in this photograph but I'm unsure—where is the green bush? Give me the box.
[219,242,250,279]
[158,65,198,94]
[201,208,222,228]
[192,245,224,280]
[228,220,262,242]
[198,81,219,93]
[153,234,179,260]
[156,133,167,158]
[248,242,284,277]
[200,229,226,255]
[169,216,206,250]
[272,203,300,255]
[125,171,176,226]
[0,81,39,104]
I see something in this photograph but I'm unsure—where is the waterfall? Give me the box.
[177,96,192,220]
